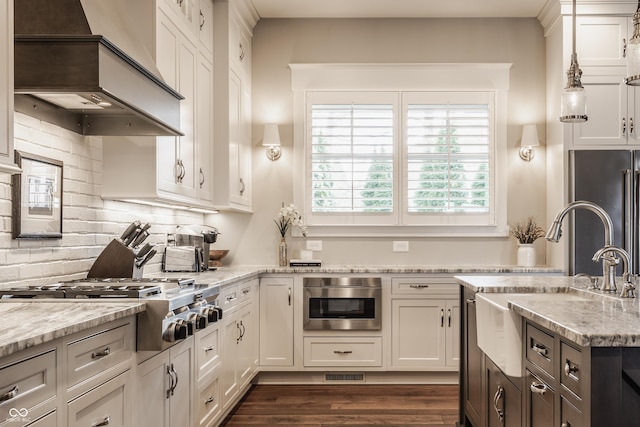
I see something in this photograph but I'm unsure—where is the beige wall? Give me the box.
[211,18,549,266]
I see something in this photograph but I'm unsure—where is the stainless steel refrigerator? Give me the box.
[570,150,640,276]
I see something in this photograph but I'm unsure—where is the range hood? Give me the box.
[14,0,184,136]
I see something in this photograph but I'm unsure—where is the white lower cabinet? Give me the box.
[259,277,294,366]
[194,317,222,426]
[390,277,460,369]
[135,337,194,427]
[67,371,132,427]
[25,411,57,427]
[220,279,259,412]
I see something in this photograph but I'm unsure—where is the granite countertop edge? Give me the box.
[0,302,146,359]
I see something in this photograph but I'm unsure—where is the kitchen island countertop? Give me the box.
[456,275,640,347]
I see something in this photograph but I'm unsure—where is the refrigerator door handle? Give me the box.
[624,169,634,272]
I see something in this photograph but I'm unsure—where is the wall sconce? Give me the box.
[263,123,281,161]
[519,124,539,162]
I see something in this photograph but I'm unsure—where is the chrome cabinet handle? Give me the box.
[409,284,429,289]
[239,178,245,196]
[530,382,547,395]
[166,365,174,398]
[623,117,627,135]
[532,343,548,357]
[564,360,579,377]
[227,294,237,302]
[440,309,444,327]
[200,10,205,30]
[203,345,215,353]
[493,386,504,423]
[92,415,111,427]
[0,385,19,402]
[624,38,628,58]
[239,43,245,62]
[447,309,452,327]
[205,396,214,405]
[561,423,571,427]
[466,297,476,304]
[91,347,111,359]
[170,363,178,396]
[333,350,352,355]
[288,287,292,306]
[631,117,635,135]
[199,168,205,188]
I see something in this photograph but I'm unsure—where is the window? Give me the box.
[291,64,509,236]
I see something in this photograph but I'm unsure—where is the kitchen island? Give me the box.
[457,275,640,427]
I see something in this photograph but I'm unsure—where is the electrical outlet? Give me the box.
[393,241,409,252]
[307,240,323,251]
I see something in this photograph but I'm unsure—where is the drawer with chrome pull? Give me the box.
[66,320,134,399]
[195,325,220,380]
[303,337,382,367]
[526,323,555,379]
[0,349,57,423]
[391,277,458,296]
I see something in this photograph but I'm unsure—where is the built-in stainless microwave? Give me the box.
[303,277,382,330]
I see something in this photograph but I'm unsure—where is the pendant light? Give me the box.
[626,1,640,85]
[559,0,588,123]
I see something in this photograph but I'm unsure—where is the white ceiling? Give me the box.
[249,0,550,19]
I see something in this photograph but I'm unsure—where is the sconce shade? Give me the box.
[521,124,540,148]
[262,123,281,147]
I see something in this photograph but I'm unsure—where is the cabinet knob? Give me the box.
[205,396,215,405]
[0,385,19,402]
[564,360,579,377]
[531,343,548,357]
[530,381,547,395]
[92,415,111,427]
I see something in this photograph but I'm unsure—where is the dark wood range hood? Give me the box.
[13,0,184,136]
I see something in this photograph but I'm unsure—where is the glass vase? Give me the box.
[279,237,287,266]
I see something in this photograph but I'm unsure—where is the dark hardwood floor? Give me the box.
[220,384,459,426]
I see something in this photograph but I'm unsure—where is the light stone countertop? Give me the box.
[456,275,640,347]
[0,265,562,359]
[0,301,145,358]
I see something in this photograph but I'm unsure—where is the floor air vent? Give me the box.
[324,372,365,382]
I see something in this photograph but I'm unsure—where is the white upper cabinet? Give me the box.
[570,13,640,148]
[213,0,258,212]
[0,0,20,174]
[101,0,215,209]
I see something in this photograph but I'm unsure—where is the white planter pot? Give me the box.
[517,243,536,267]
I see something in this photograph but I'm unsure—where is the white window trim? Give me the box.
[290,63,511,237]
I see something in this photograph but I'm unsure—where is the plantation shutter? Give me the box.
[310,98,395,214]
[403,93,493,224]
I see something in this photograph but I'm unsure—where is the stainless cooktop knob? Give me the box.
[162,321,188,342]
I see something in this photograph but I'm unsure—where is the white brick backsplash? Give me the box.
[0,114,206,286]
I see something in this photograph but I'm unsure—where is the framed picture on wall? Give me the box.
[12,151,63,239]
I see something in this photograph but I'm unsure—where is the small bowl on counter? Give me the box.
[209,249,230,267]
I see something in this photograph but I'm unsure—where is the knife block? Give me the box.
[87,239,142,278]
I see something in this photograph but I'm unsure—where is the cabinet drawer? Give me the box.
[560,341,583,398]
[195,326,220,380]
[25,410,57,427]
[67,371,130,427]
[526,323,555,379]
[66,322,134,397]
[238,282,254,305]
[526,370,555,427]
[219,284,239,314]
[303,337,382,367]
[560,394,583,427]
[391,277,457,296]
[197,374,220,427]
[0,349,57,424]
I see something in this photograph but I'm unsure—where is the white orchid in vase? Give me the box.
[274,203,308,238]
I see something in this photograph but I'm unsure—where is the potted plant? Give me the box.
[510,217,546,267]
